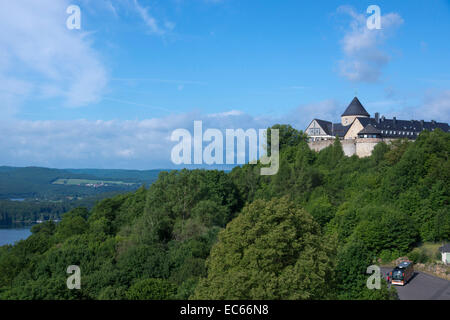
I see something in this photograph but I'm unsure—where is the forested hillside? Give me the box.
[0,128,448,300]
[0,194,119,225]
[0,167,162,200]
[0,167,162,225]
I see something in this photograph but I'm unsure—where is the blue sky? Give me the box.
[1,0,449,169]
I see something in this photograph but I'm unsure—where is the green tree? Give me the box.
[126,278,177,300]
[193,197,336,300]
[336,242,397,300]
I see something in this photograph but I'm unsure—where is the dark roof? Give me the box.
[341,97,370,117]
[331,123,350,137]
[357,117,450,138]
[311,120,351,137]
[440,244,450,253]
[358,124,381,135]
[313,119,333,135]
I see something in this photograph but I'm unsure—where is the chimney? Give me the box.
[393,117,397,126]
[375,112,380,123]
[381,115,385,122]
[420,120,424,128]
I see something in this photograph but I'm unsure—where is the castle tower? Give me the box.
[341,97,370,126]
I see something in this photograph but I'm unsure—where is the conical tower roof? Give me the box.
[341,97,370,117]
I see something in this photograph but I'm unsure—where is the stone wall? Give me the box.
[308,138,395,158]
[342,140,356,157]
[307,140,334,153]
[355,138,382,157]
[308,139,357,157]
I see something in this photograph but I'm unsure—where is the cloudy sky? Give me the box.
[1,0,449,169]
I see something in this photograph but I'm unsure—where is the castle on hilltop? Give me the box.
[305,97,450,157]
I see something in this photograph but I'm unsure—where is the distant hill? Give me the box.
[0,166,166,200]
[65,168,163,183]
[0,166,167,225]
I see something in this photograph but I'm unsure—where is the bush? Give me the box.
[126,278,177,300]
[408,249,429,264]
[379,250,394,263]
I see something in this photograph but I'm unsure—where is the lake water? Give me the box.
[0,225,33,246]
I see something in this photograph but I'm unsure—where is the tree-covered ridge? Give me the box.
[0,167,163,225]
[0,127,448,300]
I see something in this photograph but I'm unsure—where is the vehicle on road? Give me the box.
[390,261,414,286]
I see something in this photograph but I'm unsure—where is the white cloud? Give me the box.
[207,110,244,117]
[288,99,342,128]
[8,94,436,169]
[0,0,107,114]
[133,0,175,36]
[0,98,355,169]
[336,6,403,83]
[0,110,275,169]
[399,90,450,123]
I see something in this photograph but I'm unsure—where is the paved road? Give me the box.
[381,267,450,300]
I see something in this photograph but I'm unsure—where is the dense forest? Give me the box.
[0,127,448,300]
[0,194,121,225]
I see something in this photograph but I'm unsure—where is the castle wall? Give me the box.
[342,140,356,156]
[308,140,334,152]
[307,139,357,157]
[308,138,395,158]
[355,138,382,157]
